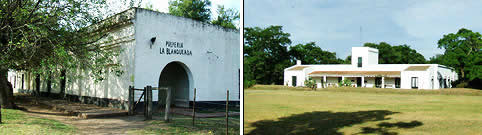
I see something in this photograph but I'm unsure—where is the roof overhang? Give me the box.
[286,65,309,71]
[308,71,401,77]
[404,66,430,71]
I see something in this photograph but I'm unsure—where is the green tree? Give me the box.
[168,0,212,22]
[244,26,292,85]
[363,42,426,64]
[289,42,343,64]
[344,55,352,64]
[211,5,239,29]
[428,54,445,64]
[0,0,119,109]
[437,28,481,82]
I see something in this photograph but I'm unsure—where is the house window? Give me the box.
[292,76,297,86]
[357,57,362,67]
[411,77,418,89]
[338,77,342,83]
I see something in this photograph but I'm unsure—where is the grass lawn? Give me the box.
[128,113,240,135]
[244,85,482,135]
[0,108,75,135]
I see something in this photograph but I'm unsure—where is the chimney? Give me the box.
[296,60,301,65]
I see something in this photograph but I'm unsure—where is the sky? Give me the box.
[105,0,240,26]
[244,0,482,59]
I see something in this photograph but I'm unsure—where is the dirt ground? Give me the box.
[13,95,239,135]
[15,96,159,135]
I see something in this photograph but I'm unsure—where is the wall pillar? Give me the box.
[381,77,385,88]
[341,76,345,87]
[361,76,365,87]
[323,76,326,88]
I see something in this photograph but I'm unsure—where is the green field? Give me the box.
[0,109,76,135]
[244,85,482,135]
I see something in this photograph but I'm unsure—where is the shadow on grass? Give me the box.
[358,121,423,135]
[248,110,422,135]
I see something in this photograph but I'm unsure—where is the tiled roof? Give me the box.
[309,71,400,76]
[404,66,430,71]
[287,66,309,71]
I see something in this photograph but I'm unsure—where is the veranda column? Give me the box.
[361,76,365,87]
[341,76,345,87]
[323,76,327,88]
[381,77,385,88]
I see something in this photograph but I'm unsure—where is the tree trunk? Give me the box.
[460,67,465,80]
[0,69,16,108]
[60,70,66,98]
[0,104,2,124]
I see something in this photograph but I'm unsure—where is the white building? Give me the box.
[284,47,457,89]
[8,8,240,109]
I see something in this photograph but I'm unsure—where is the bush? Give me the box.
[455,82,469,88]
[468,78,482,90]
[453,79,481,90]
[244,80,256,89]
[304,77,317,90]
[338,79,352,87]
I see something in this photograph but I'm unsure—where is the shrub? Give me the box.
[340,79,352,87]
[304,77,317,90]
[244,80,256,89]
[456,82,469,88]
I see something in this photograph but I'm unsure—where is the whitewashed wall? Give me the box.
[132,8,239,102]
[284,69,305,87]
[62,23,136,101]
[351,47,379,67]
[10,8,240,104]
[284,47,458,89]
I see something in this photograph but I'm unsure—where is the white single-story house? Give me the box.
[284,47,457,89]
[8,8,240,109]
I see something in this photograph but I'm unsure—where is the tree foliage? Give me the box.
[168,0,212,22]
[0,0,122,108]
[244,26,343,85]
[211,5,239,30]
[344,55,351,64]
[428,54,444,64]
[436,28,481,82]
[363,42,426,64]
[244,26,292,85]
[289,42,343,64]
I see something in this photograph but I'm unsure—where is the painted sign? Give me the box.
[160,41,192,56]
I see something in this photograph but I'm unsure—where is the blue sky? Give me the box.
[244,0,482,59]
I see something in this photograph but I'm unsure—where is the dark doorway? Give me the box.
[35,74,40,95]
[292,76,297,86]
[356,77,362,87]
[375,77,382,88]
[60,70,66,95]
[395,78,400,88]
[443,79,447,88]
[159,61,191,107]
